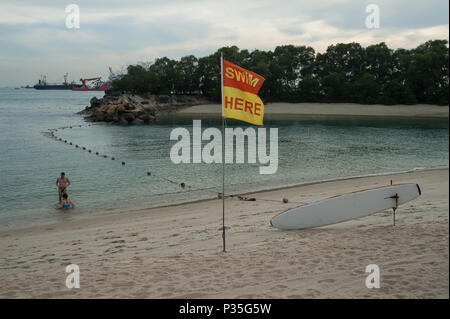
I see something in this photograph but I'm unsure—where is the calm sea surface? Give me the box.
[0,88,448,229]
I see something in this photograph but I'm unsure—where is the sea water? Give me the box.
[0,88,448,229]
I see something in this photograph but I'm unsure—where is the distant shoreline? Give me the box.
[177,102,449,119]
[73,90,449,124]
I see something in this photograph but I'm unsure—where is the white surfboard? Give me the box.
[270,183,421,230]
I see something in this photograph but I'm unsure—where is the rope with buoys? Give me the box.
[44,124,123,164]
[43,123,292,203]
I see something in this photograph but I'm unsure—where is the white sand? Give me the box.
[0,169,448,298]
[178,102,449,118]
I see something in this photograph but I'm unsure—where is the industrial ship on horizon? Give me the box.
[33,73,82,90]
[33,68,123,91]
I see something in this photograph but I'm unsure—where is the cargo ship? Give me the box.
[71,77,110,91]
[72,68,122,91]
[33,73,81,90]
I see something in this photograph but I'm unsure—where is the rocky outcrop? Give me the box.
[78,94,209,124]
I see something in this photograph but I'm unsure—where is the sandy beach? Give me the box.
[178,102,449,119]
[0,168,448,298]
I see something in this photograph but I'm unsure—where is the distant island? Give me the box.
[81,40,449,124]
[108,40,449,106]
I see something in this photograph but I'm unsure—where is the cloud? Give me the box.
[0,0,448,86]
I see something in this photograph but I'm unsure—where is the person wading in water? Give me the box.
[56,172,71,203]
[57,193,75,209]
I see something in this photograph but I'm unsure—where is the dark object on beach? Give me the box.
[238,195,256,201]
[218,192,223,199]
[283,197,289,203]
[180,182,185,188]
[122,161,126,165]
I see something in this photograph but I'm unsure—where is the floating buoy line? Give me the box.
[43,124,126,165]
[42,124,291,203]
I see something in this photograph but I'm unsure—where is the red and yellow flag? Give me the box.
[221,58,265,126]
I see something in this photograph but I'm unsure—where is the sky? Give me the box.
[0,0,448,86]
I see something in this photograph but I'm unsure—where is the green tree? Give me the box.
[178,55,200,94]
[109,40,448,106]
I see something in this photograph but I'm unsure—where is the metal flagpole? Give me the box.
[221,53,226,252]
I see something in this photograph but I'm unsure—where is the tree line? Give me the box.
[110,40,449,105]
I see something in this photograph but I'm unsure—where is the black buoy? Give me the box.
[88,149,92,153]
[111,157,115,160]
[75,145,79,148]
[180,182,185,188]
[103,155,108,158]
[147,171,151,176]
[95,152,99,155]
[69,142,72,145]
[82,147,86,150]
[122,161,126,165]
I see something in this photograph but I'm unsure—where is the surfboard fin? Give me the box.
[392,193,398,226]
[384,194,399,225]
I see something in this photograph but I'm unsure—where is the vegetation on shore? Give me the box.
[110,40,449,106]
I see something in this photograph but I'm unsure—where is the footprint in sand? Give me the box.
[272,284,288,289]
[318,278,336,284]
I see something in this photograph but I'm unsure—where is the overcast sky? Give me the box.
[0,0,448,86]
